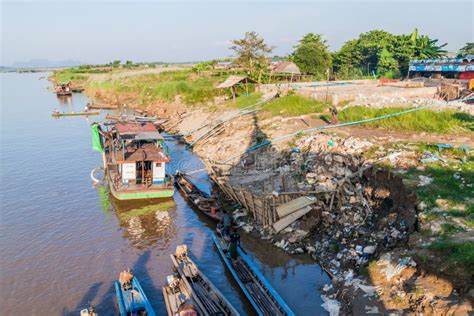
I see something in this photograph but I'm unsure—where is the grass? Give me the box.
[86,70,224,105]
[262,95,329,116]
[405,162,474,214]
[227,93,262,109]
[429,240,474,274]
[52,67,111,83]
[327,106,473,134]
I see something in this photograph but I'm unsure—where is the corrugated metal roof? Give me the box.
[115,122,158,134]
[115,122,163,140]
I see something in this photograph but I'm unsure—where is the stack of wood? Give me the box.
[437,82,462,101]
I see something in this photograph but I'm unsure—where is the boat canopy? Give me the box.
[115,122,163,141]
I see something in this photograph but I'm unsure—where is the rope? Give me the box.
[220,104,437,164]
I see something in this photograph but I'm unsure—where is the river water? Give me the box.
[0,72,330,315]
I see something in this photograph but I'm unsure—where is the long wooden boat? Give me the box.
[162,273,201,316]
[175,172,222,222]
[52,111,100,117]
[114,271,156,316]
[212,233,295,316]
[170,245,239,316]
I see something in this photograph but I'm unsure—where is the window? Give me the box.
[155,162,162,167]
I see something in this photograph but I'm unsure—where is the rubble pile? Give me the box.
[233,139,417,277]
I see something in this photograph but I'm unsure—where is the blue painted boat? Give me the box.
[212,233,295,316]
[114,271,156,316]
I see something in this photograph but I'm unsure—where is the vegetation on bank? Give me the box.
[227,93,262,109]
[324,106,474,134]
[429,240,474,274]
[86,70,225,105]
[263,95,328,116]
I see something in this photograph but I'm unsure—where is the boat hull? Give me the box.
[109,181,174,201]
[212,233,295,316]
[115,276,156,316]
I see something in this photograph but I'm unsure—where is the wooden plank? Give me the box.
[276,196,317,218]
[272,206,312,233]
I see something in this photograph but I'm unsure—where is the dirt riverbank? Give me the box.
[75,74,473,315]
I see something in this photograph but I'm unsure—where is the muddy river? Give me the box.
[0,72,330,315]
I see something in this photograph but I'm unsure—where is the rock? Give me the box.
[293,248,304,254]
[363,245,376,255]
[242,225,253,233]
[306,246,316,253]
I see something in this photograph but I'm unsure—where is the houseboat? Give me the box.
[55,82,73,97]
[91,121,174,200]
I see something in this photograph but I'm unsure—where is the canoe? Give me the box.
[170,245,239,316]
[162,273,201,316]
[212,233,295,316]
[114,271,156,316]
[52,111,100,117]
[175,172,222,222]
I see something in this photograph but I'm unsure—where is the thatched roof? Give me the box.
[217,75,256,88]
[271,61,301,75]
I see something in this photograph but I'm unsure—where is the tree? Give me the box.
[110,60,121,68]
[230,31,273,78]
[377,48,400,78]
[410,28,447,59]
[291,33,332,78]
[457,42,474,57]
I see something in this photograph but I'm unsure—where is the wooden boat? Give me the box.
[212,233,295,316]
[175,172,222,222]
[56,82,73,96]
[114,271,156,316]
[162,273,201,316]
[169,245,239,316]
[91,121,174,200]
[52,111,100,117]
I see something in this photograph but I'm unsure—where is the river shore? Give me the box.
[56,68,473,315]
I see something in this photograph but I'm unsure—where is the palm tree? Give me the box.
[410,28,448,59]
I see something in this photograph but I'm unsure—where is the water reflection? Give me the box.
[57,95,73,105]
[110,197,177,250]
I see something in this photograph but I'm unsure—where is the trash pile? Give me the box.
[232,138,417,279]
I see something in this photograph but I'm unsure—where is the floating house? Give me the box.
[92,121,174,200]
[409,55,474,79]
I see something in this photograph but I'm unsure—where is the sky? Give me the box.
[1,1,473,66]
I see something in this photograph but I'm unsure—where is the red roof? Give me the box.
[115,122,158,134]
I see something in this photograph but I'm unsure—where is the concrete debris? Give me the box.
[418,175,433,186]
[321,295,341,316]
[365,306,379,314]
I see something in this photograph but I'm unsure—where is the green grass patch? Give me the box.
[263,95,329,116]
[405,163,474,212]
[429,240,474,274]
[439,223,465,237]
[52,67,112,83]
[329,106,473,134]
[227,93,262,109]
